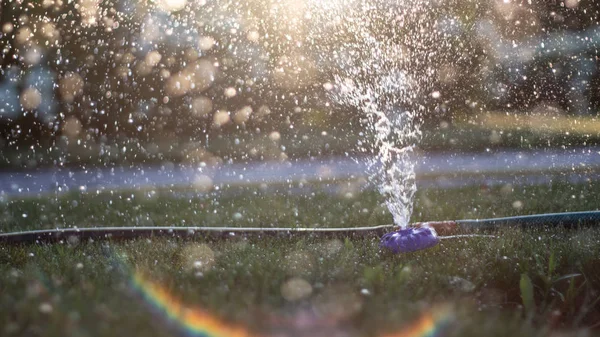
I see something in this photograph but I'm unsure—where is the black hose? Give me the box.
[456,211,600,231]
[0,225,395,244]
[1,211,599,244]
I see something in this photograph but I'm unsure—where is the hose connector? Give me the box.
[412,221,458,235]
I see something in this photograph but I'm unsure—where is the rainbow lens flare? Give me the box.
[379,306,453,337]
[131,271,452,337]
[131,271,256,337]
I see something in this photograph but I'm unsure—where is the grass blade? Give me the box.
[520,273,536,315]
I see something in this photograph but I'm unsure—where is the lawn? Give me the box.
[1,181,600,336]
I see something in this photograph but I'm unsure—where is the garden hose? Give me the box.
[0,211,598,252]
[0,225,396,244]
[414,210,600,234]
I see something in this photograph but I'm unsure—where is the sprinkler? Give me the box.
[380,227,440,254]
[378,225,499,254]
[1,211,599,253]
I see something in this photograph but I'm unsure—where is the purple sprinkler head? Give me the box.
[380,226,440,253]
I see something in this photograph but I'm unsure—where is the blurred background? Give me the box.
[1,0,599,170]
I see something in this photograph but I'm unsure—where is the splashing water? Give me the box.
[306,0,441,228]
[338,74,421,228]
[2,0,447,228]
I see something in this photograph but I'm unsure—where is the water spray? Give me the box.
[2,211,599,253]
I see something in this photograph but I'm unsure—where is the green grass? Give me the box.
[1,182,600,336]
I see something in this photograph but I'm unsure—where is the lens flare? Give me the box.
[379,306,453,337]
[131,271,452,337]
[130,271,255,337]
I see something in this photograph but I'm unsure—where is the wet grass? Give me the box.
[1,181,600,336]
